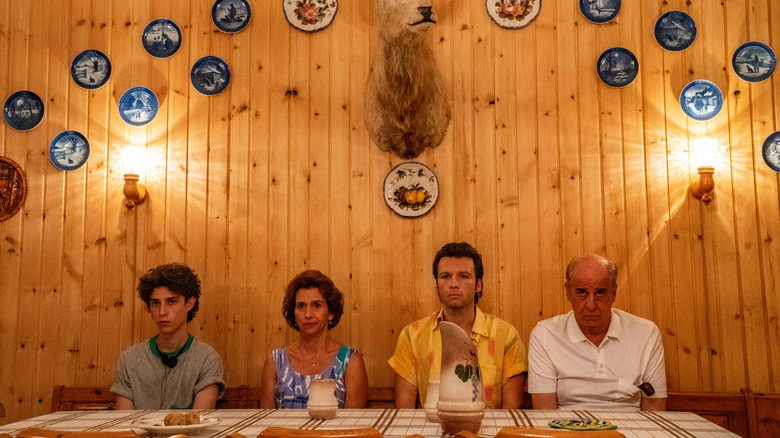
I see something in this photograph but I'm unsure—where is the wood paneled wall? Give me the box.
[0,0,778,423]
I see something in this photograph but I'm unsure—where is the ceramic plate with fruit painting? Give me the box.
[383,161,439,218]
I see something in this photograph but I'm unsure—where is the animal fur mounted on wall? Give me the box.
[365,0,452,159]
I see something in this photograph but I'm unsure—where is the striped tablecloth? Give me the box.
[0,409,741,437]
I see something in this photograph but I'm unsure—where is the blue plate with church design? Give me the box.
[654,11,696,52]
[679,80,723,122]
[142,19,182,58]
[3,91,44,131]
[71,49,111,89]
[191,56,231,96]
[49,130,90,171]
[580,0,620,24]
[732,41,776,83]
[212,0,251,33]
[118,87,159,126]
[597,47,637,87]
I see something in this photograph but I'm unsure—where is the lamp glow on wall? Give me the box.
[690,139,718,205]
[121,146,147,210]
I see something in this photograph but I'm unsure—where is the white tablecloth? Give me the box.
[0,409,741,437]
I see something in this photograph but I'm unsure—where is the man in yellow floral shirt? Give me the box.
[388,242,527,409]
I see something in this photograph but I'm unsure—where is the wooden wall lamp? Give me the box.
[121,146,147,211]
[690,139,718,205]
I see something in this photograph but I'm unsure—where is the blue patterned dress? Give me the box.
[272,345,355,408]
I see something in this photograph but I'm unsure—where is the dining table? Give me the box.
[0,408,741,438]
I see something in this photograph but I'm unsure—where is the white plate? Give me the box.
[383,161,439,218]
[131,414,220,434]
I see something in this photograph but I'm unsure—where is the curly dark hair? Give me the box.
[282,270,344,331]
[432,242,484,304]
[137,262,201,322]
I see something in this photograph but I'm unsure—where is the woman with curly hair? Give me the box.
[260,270,367,408]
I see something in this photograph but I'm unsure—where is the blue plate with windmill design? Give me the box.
[580,0,620,24]
[654,11,696,52]
[142,18,182,58]
[3,90,44,131]
[212,0,251,33]
[71,49,111,89]
[679,80,723,122]
[732,41,776,83]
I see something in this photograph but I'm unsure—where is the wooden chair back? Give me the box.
[259,427,382,438]
[51,386,116,412]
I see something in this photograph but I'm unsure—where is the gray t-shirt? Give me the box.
[110,336,226,409]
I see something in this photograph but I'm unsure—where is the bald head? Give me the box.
[565,253,618,289]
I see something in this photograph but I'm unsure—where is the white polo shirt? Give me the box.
[527,309,667,411]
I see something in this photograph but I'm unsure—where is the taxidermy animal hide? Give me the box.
[365,0,451,159]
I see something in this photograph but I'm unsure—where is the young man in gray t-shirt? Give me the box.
[111,263,225,409]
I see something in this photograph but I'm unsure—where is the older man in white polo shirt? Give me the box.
[528,253,667,411]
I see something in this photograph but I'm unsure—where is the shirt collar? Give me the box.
[433,306,488,338]
[566,309,622,344]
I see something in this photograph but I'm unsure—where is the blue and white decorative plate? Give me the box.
[118,87,159,127]
[283,0,339,33]
[71,49,111,89]
[654,11,696,52]
[212,0,251,33]
[579,0,620,24]
[191,56,231,96]
[142,18,182,59]
[732,41,776,83]
[597,47,638,87]
[3,91,44,131]
[383,162,439,218]
[49,131,90,171]
[679,80,723,122]
[486,0,541,30]
[762,131,780,173]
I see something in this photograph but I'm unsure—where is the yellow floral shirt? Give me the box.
[388,307,527,409]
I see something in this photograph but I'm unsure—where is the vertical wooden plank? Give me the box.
[471,0,497,319]
[185,0,212,344]
[265,2,291,353]
[0,0,17,419]
[746,0,777,393]
[697,0,730,391]
[80,0,113,388]
[327,0,355,383]
[225,9,252,383]
[202,0,231,364]
[288,28,310,275]
[618,1,652,320]
[765,0,780,394]
[493,21,520,323]
[536,0,563,319]
[245,0,271,386]
[450,0,475,242]
[32,0,69,418]
[557,0,583,270]
[348,0,372,387]
[639,0,680,393]
[61,0,89,389]
[8,0,35,420]
[307,30,330,271]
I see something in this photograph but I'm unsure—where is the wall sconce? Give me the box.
[690,139,717,205]
[121,146,147,211]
